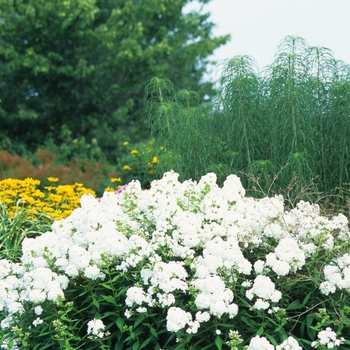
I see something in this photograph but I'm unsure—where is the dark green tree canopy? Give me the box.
[0,0,229,159]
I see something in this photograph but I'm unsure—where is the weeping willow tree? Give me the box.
[146,36,350,207]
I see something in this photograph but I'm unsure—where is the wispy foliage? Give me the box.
[147,36,350,210]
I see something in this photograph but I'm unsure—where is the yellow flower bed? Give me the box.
[0,178,96,221]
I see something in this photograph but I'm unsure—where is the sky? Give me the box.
[186,0,350,80]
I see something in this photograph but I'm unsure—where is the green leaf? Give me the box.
[134,316,144,328]
[116,317,124,332]
[149,327,158,338]
[100,282,114,291]
[101,295,117,305]
[215,336,223,350]
[301,291,312,307]
[286,299,301,310]
[132,341,140,350]
[92,298,99,309]
[140,336,153,349]
[114,341,124,350]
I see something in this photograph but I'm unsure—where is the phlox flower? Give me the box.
[276,336,302,350]
[32,317,43,327]
[125,286,152,307]
[87,318,106,338]
[247,275,281,308]
[321,254,350,294]
[254,260,265,274]
[166,306,192,332]
[311,327,344,349]
[248,335,274,350]
[84,265,104,280]
[253,298,270,310]
[195,311,210,323]
[319,281,336,296]
[157,293,175,307]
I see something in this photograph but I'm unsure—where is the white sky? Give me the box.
[186,0,350,80]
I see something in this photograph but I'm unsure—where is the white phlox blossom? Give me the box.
[193,236,252,279]
[265,237,305,276]
[192,275,238,318]
[282,201,350,252]
[311,327,345,349]
[276,336,302,350]
[157,293,175,307]
[195,311,210,323]
[246,275,281,309]
[166,306,193,332]
[22,267,68,304]
[125,286,153,307]
[247,335,275,350]
[320,253,350,295]
[171,212,202,248]
[87,318,106,338]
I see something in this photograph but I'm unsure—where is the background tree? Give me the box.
[0,0,229,161]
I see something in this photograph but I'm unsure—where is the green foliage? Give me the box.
[113,139,160,189]
[147,36,350,211]
[0,202,52,262]
[0,0,230,161]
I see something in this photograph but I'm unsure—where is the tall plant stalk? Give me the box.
[146,36,350,208]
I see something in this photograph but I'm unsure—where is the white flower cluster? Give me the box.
[246,275,282,310]
[320,253,350,295]
[311,327,345,349]
[247,336,302,350]
[87,318,107,339]
[0,171,349,342]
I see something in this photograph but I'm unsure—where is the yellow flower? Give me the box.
[130,149,138,155]
[104,187,115,192]
[123,141,129,146]
[111,177,121,183]
[152,156,159,164]
[123,165,132,171]
[0,178,96,220]
[47,177,59,182]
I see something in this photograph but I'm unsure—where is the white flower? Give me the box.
[32,317,43,327]
[311,327,345,349]
[157,293,175,307]
[84,265,104,280]
[28,290,46,304]
[186,320,200,334]
[248,335,274,350]
[254,260,265,274]
[195,311,210,323]
[136,307,147,313]
[210,300,228,317]
[319,281,336,296]
[87,318,106,338]
[166,307,192,332]
[276,336,302,350]
[125,286,151,307]
[271,260,290,276]
[250,275,277,300]
[34,305,43,315]
[227,303,239,318]
[253,298,270,310]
